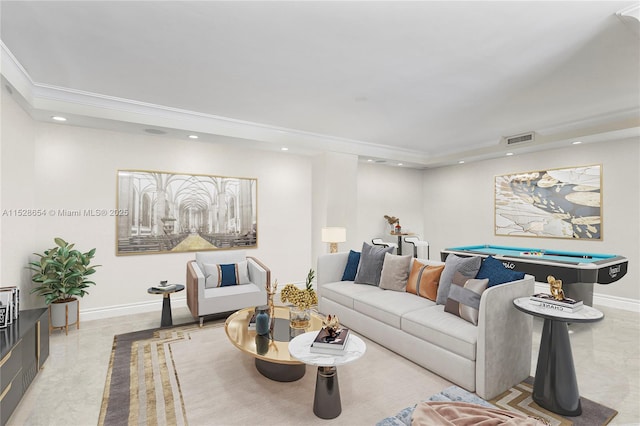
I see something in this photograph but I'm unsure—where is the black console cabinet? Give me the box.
[0,309,49,425]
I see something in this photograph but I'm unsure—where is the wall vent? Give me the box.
[505,132,535,145]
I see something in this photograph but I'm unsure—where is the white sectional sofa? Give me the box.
[317,252,534,400]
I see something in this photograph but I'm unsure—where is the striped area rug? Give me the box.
[489,377,617,426]
[99,321,224,426]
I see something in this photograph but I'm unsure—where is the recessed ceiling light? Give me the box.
[51,116,67,122]
[281,147,289,151]
[397,163,403,166]
[188,135,199,139]
[572,141,582,145]
[506,152,514,156]
[458,160,465,164]
[367,159,374,162]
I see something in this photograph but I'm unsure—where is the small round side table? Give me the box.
[289,331,366,419]
[513,297,604,416]
[147,284,185,327]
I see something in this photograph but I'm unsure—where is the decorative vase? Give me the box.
[289,305,311,329]
[255,305,270,336]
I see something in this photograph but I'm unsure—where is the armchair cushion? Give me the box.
[203,260,250,288]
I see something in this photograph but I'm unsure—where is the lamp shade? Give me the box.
[321,227,346,243]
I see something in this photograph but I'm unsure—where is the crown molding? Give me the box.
[1,41,430,166]
[2,41,638,169]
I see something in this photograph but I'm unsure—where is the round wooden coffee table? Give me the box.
[225,306,323,382]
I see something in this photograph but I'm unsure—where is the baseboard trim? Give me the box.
[533,283,639,312]
[80,296,188,322]
[79,284,638,322]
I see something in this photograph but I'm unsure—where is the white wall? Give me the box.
[355,163,425,256]
[1,92,313,316]
[423,139,639,303]
[1,85,37,302]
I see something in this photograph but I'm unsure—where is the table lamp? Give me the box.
[321,227,347,253]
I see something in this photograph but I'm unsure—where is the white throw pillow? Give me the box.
[203,260,250,288]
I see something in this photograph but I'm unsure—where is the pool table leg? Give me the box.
[563,282,594,307]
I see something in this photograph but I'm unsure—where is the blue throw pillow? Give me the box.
[341,250,361,281]
[476,256,525,287]
[219,263,239,286]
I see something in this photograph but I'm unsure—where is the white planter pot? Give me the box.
[50,298,79,334]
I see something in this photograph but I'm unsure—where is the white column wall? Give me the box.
[355,163,425,256]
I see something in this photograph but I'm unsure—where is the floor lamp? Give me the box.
[321,227,346,253]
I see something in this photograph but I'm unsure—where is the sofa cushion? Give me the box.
[436,254,482,305]
[407,262,445,301]
[321,281,382,309]
[379,253,412,291]
[354,290,435,328]
[203,261,250,288]
[444,272,489,326]
[401,305,478,361]
[354,242,394,286]
[341,250,361,281]
[196,251,246,272]
[476,256,526,287]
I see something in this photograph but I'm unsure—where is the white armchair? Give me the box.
[186,250,269,325]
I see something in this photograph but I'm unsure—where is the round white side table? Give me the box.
[289,331,366,419]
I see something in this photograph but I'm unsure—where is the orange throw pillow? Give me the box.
[406,262,445,301]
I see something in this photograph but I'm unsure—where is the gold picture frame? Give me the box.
[494,164,602,240]
[116,169,257,255]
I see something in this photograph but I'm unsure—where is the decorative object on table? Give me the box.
[384,215,399,228]
[527,275,584,313]
[529,293,583,313]
[310,315,351,354]
[248,310,257,330]
[281,269,317,328]
[117,169,257,255]
[255,305,270,336]
[321,227,347,253]
[27,237,100,334]
[0,286,19,326]
[495,164,602,240]
[547,275,565,300]
[266,278,278,318]
[152,281,177,291]
[322,314,340,338]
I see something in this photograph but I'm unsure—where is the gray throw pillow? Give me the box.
[354,242,394,286]
[436,254,482,305]
[379,253,412,291]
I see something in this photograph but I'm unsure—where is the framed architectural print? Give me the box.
[117,170,257,255]
[495,164,602,240]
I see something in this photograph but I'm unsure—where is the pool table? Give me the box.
[441,245,628,306]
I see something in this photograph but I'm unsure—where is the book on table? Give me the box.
[152,284,177,291]
[530,293,583,312]
[248,312,257,330]
[310,327,350,354]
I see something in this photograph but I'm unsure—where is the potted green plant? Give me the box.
[28,237,100,333]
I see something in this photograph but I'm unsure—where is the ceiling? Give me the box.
[1,1,639,168]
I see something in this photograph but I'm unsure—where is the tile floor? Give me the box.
[6,304,640,425]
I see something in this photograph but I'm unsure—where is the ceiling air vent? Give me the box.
[504,132,535,146]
